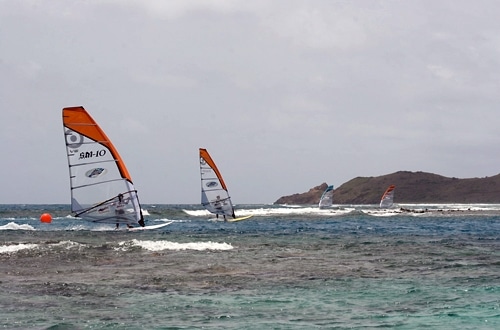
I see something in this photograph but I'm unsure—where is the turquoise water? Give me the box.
[0,204,499,329]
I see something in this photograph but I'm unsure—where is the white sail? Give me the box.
[62,106,144,226]
[380,185,396,208]
[319,185,334,209]
[199,148,235,219]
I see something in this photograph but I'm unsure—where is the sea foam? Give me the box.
[0,243,38,254]
[119,239,234,251]
[0,222,35,231]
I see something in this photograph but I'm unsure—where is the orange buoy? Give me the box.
[40,213,52,223]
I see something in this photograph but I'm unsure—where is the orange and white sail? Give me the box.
[62,106,143,225]
[199,148,235,219]
[380,185,396,208]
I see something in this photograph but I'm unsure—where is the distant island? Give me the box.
[274,171,500,204]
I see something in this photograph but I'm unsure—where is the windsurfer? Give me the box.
[115,223,133,229]
[114,194,133,229]
[215,214,227,221]
[214,196,222,209]
[115,194,126,215]
[214,213,227,221]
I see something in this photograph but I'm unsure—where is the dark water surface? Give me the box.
[1,204,499,329]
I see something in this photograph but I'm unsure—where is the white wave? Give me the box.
[181,204,500,218]
[0,243,38,254]
[119,239,234,251]
[185,206,356,217]
[360,203,500,216]
[153,218,177,222]
[239,207,354,216]
[362,209,404,217]
[141,208,150,216]
[397,203,500,211]
[0,240,87,254]
[63,224,93,231]
[183,209,212,216]
[208,217,226,222]
[0,222,35,230]
[50,240,87,250]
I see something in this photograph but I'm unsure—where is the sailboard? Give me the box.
[379,185,396,208]
[199,148,236,220]
[318,185,334,209]
[62,106,145,228]
[127,221,173,231]
[227,215,253,222]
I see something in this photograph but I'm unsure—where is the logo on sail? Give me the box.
[79,149,107,160]
[206,181,218,188]
[65,130,84,149]
[85,168,107,178]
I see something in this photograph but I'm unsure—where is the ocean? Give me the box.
[0,203,499,329]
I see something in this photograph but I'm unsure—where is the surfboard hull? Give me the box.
[228,215,253,222]
[127,221,173,231]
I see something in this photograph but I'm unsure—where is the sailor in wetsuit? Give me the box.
[115,194,133,229]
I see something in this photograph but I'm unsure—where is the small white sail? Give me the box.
[199,148,235,219]
[319,185,334,209]
[62,106,144,226]
[380,185,396,208]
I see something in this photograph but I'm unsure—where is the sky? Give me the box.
[1,0,500,204]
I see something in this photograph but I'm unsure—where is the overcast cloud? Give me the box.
[1,0,499,204]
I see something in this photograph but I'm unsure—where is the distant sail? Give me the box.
[319,185,334,209]
[62,106,143,226]
[199,148,235,219]
[380,185,396,208]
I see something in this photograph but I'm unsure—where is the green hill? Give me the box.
[274,171,500,204]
